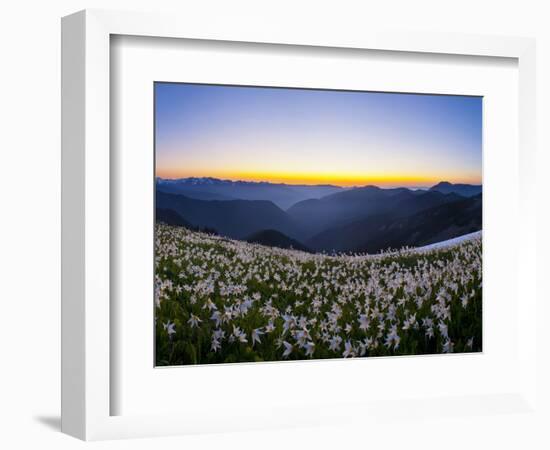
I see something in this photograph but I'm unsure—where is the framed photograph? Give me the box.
[62,9,538,441]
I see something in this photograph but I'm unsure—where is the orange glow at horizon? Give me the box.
[155,83,482,190]
[155,168,481,187]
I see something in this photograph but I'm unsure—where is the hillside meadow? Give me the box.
[155,223,482,365]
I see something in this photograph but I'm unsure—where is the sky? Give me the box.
[155,82,482,188]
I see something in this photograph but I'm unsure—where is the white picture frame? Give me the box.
[61,9,538,441]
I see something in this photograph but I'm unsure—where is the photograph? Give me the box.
[154,82,483,366]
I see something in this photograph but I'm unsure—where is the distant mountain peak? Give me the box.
[431,181,480,188]
[156,176,343,189]
[429,181,482,198]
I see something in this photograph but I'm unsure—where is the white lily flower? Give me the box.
[232,325,248,344]
[187,314,202,328]
[211,339,221,352]
[163,320,176,336]
[304,341,315,357]
[203,298,217,311]
[343,340,355,358]
[282,341,293,358]
[358,314,370,331]
[251,328,264,346]
[329,335,342,352]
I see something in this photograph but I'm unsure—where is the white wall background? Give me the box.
[0,1,548,449]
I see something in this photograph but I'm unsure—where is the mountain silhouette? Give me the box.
[429,181,482,197]
[155,208,193,228]
[287,186,462,239]
[246,229,311,252]
[156,180,482,253]
[308,194,482,253]
[156,191,304,240]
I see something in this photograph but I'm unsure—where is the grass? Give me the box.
[155,224,482,366]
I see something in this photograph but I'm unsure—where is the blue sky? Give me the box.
[155,82,482,187]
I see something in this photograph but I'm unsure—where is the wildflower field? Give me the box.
[155,223,482,366]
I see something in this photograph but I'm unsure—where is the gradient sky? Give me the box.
[155,83,482,188]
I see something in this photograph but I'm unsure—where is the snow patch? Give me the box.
[414,231,482,253]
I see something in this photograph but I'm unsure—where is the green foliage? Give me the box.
[155,224,482,366]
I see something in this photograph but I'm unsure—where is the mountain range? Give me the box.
[307,194,482,253]
[156,190,302,240]
[155,178,482,254]
[157,177,343,209]
[286,186,463,238]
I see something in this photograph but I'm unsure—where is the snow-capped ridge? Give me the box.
[413,231,482,253]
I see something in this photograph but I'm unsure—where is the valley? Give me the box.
[156,177,482,254]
